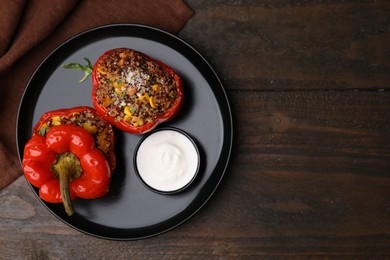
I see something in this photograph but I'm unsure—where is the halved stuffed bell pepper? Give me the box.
[91,48,184,134]
[22,106,116,216]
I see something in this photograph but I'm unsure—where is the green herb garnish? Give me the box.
[39,126,47,136]
[62,58,93,83]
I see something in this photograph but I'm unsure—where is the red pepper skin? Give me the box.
[32,106,116,171]
[71,149,111,198]
[23,124,111,207]
[40,179,76,203]
[45,125,95,158]
[22,135,57,187]
[91,48,184,134]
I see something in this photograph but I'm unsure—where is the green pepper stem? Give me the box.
[59,169,74,216]
[52,152,82,216]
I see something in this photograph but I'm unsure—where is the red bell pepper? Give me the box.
[23,124,111,216]
[32,106,115,171]
[91,48,184,134]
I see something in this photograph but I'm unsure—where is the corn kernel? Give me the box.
[102,97,111,107]
[115,88,122,95]
[124,114,131,121]
[132,119,139,127]
[151,84,160,93]
[138,118,145,126]
[149,96,157,108]
[52,116,61,126]
[97,67,107,75]
[138,93,150,102]
[124,106,132,116]
[83,122,97,134]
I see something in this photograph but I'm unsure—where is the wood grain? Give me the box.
[1,0,390,258]
[2,91,389,258]
[181,0,390,91]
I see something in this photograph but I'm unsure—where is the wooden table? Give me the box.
[1,1,390,258]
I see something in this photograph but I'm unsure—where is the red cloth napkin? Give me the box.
[0,0,193,189]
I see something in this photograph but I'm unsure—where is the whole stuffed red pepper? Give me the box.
[23,124,111,216]
[91,48,184,134]
[22,106,116,216]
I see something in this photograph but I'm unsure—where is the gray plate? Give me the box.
[16,24,233,240]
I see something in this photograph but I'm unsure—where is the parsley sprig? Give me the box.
[62,58,93,83]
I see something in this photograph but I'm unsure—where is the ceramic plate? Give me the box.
[16,24,233,240]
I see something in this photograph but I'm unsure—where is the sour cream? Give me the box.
[135,128,200,193]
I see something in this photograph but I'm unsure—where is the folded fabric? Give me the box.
[0,0,193,189]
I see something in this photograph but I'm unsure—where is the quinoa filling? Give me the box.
[36,109,113,160]
[95,49,178,127]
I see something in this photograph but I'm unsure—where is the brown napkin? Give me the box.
[0,0,193,189]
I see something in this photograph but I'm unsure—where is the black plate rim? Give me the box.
[15,23,233,240]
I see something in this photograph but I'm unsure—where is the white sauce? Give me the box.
[136,129,199,192]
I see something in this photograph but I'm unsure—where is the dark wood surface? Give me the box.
[1,0,390,258]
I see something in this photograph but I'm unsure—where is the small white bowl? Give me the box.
[133,127,200,194]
